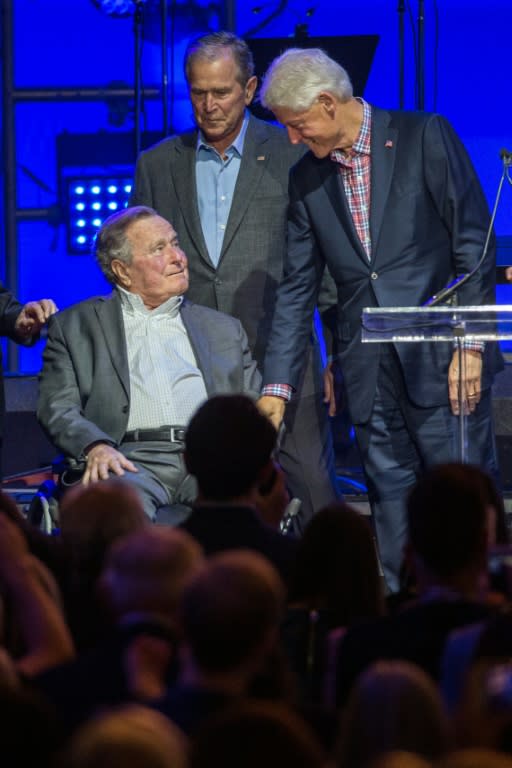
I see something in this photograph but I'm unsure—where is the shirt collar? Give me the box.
[117,285,183,317]
[197,110,250,158]
[330,98,372,165]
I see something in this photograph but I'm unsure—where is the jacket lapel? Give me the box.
[317,158,369,264]
[171,134,212,265]
[370,108,397,261]
[179,300,215,396]
[94,291,130,399]
[220,116,270,259]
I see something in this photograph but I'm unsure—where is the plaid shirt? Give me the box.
[330,98,372,260]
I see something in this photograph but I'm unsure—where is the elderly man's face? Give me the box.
[188,49,257,155]
[113,215,189,309]
[273,95,358,159]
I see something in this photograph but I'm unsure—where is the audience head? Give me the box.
[260,47,353,113]
[406,463,492,590]
[100,526,204,624]
[369,753,433,768]
[59,478,147,567]
[289,501,385,623]
[336,660,452,767]
[185,394,278,502]
[179,549,285,679]
[190,700,325,768]
[436,748,512,768]
[455,657,512,753]
[65,704,187,768]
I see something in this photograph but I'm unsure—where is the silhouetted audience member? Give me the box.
[65,704,188,768]
[369,753,433,768]
[0,681,62,768]
[452,657,512,754]
[190,700,325,768]
[436,748,512,768]
[336,661,452,768]
[57,479,148,649]
[181,394,298,586]
[32,527,203,736]
[157,549,286,735]
[0,515,73,677]
[282,501,385,703]
[334,463,499,707]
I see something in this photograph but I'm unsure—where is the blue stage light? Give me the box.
[63,173,132,254]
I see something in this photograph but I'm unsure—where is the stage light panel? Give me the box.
[63,173,132,254]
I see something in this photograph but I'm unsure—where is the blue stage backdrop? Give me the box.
[1,0,511,372]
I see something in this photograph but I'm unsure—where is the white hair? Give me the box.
[259,47,353,112]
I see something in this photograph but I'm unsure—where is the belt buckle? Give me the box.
[170,427,182,443]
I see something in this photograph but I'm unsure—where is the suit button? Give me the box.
[371,272,378,280]
[214,278,222,285]
[122,405,128,413]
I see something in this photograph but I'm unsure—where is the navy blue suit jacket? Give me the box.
[263,107,503,423]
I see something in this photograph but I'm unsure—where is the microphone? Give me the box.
[423,148,510,306]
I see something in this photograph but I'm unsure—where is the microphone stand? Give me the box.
[424,149,512,460]
[424,150,512,307]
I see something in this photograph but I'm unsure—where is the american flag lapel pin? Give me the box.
[385,140,393,148]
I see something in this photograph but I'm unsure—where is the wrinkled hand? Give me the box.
[323,362,337,417]
[257,395,286,430]
[448,348,483,415]
[15,299,58,338]
[82,443,138,485]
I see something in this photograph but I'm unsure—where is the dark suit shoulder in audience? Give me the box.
[180,504,297,585]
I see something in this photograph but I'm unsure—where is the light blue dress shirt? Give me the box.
[195,111,250,268]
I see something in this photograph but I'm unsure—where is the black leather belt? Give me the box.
[122,426,187,443]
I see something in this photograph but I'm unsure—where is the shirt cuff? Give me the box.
[262,384,293,402]
[455,341,485,353]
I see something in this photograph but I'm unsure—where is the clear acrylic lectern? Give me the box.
[361,305,512,462]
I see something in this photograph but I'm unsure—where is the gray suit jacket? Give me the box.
[130,114,315,371]
[37,292,261,459]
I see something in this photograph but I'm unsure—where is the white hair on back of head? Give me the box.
[259,47,353,112]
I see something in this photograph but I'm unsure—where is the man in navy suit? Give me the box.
[257,48,502,592]
[130,32,340,531]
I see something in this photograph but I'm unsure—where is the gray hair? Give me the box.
[94,205,157,284]
[184,31,255,87]
[260,47,353,112]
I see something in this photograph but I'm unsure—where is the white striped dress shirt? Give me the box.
[118,288,208,429]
